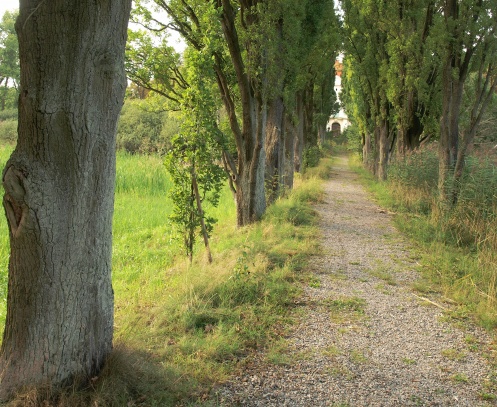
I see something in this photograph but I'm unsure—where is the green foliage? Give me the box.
[0,108,16,121]
[125,26,185,109]
[164,48,227,261]
[303,145,322,169]
[0,118,17,144]
[164,132,225,260]
[0,10,20,111]
[343,124,363,154]
[116,99,179,154]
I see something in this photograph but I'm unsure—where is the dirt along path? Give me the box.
[213,155,495,406]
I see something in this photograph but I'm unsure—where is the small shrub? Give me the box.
[303,145,322,169]
[0,108,17,122]
[0,119,17,144]
[116,99,179,154]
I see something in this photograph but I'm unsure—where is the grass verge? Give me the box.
[350,150,497,398]
[349,152,497,331]
[1,146,330,406]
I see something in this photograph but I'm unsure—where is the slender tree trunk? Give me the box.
[192,172,212,263]
[438,59,464,205]
[0,0,131,400]
[265,97,284,204]
[294,92,304,172]
[372,126,380,176]
[284,112,295,190]
[303,81,316,147]
[362,131,373,171]
[377,117,390,181]
[317,123,326,145]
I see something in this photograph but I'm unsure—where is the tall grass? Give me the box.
[115,151,172,196]
[353,147,497,329]
[0,145,14,332]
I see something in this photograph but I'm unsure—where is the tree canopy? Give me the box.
[341,0,497,204]
[0,10,19,111]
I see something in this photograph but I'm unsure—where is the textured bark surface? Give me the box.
[283,113,295,190]
[265,97,284,204]
[294,93,304,173]
[362,131,373,172]
[438,56,463,204]
[377,118,390,181]
[0,0,131,399]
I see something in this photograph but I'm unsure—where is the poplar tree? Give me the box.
[0,0,131,399]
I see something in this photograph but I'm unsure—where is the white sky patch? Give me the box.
[0,0,18,18]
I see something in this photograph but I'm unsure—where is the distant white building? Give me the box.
[327,57,351,136]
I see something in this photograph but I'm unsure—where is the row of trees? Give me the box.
[0,10,19,112]
[0,0,341,399]
[341,0,497,207]
[126,0,341,227]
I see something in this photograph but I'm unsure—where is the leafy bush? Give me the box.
[116,99,180,154]
[303,145,322,169]
[343,124,362,153]
[0,108,17,122]
[0,118,17,144]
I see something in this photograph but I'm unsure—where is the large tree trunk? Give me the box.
[396,93,422,158]
[317,123,326,145]
[0,0,131,400]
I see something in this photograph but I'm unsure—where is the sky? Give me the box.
[0,0,18,19]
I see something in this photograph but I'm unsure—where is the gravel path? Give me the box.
[212,155,496,406]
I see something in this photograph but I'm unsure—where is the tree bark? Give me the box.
[0,0,131,400]
[377,117,390,181]
[192,172,212,263]
[265,96,284,204]
[294,92,304,173]
[438,55,463,204]
[362,131,373,171]
[283,112,295,190]
[303,81,316,148]
[317,123,326,145]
